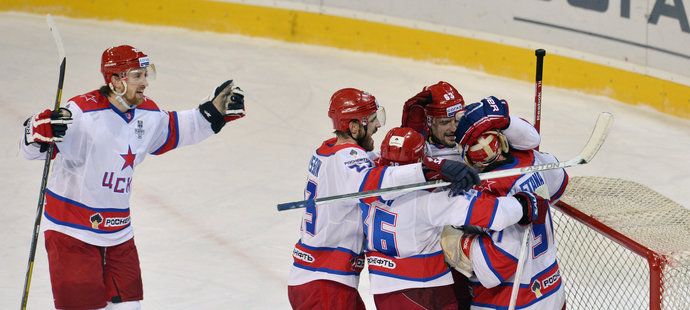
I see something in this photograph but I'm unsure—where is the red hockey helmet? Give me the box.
[462,131,509,168]
[380,127,426,166]
[328,88,384,132]
[425,81,465,119]
[101,45,153,83]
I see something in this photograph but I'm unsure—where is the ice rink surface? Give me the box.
[1,13,688,309]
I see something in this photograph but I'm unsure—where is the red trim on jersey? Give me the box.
[471,262,562,308]
[70,90,160,112]
[477,234,518,282]
[43,189,131,233]
[359,166,387,204]
[465,193,503,228]
[551,172,569,202]
[71,90,110,112]
[316,138,365,157]
[292,242,364,276]
[136,97,160,111]
[151,112,180,155]
[366,251,450,282]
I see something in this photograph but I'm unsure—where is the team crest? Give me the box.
[135,120,145,139]
[90,213,103,229]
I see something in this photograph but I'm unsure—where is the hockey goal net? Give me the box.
[552,176,690,310]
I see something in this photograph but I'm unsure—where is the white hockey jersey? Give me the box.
[357,166,527,294]
[425,115,540,161]
[288,138,426,289]
[466,150,569,310]
[20,90,216,247]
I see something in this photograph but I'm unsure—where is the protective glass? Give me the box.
[374,106,386,127]
[123,64,156,83]
[362,106,386,129]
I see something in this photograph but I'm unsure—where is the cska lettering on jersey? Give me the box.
[102,172,132,194]
[20,90,217,246]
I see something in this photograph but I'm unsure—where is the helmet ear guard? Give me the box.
[462,131,509,169]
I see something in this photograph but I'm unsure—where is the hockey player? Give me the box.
[20,45,245,310]
[287,88,481,310]
[442,98,569,309]
[402,82,543,306]
[359,127,550,309]
[401,81,541,161]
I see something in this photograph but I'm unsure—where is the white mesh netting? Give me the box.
[553,176,690,309]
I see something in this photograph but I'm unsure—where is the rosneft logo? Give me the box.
[89,213,103,229]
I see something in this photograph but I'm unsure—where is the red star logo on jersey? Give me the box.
[120,146,136,171]
[80,94,97,103]
[476,180,498,192]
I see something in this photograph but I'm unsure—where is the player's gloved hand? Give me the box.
[514,191,549,225]
[401,87,432,137]
[23,108,73,146]
[224,86,245,122]
[199,80,246,133]
[423,157,480,196]
[455,96,510,146]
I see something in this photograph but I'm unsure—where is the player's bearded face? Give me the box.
[430,117,457,147]
[121,69,149,106]
[356,113,381,152]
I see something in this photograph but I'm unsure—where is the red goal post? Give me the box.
[552,176,690,309]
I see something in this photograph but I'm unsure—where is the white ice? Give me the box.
[1,13,688,309]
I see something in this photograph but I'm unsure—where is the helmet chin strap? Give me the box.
[109,81,135,110]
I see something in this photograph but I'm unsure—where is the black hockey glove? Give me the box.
[422,157,480,197]
[199,80,246,133]
[514,191,549,225]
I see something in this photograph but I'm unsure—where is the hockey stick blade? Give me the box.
[277,112,613,211]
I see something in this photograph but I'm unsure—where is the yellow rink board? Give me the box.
[2,0,689,119]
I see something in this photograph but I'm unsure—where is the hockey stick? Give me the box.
[20,14,66,310]
[508,49,546,309]
[508,226,532,310]
[534,49,545,151]
[276,112,613,211]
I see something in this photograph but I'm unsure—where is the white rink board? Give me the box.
[229,0,690,85]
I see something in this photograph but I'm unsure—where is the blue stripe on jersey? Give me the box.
[550,173,569,202]
[292,262,360,276]
[507,156,537,193]
[82,107,110,113]
[43,212,129,234]
[109,103,136,123]
[478,238,505,283]
[297,240,362,256]
[493,240,519,262]
[472,260,559,288]
[471,281,562,309]
[151,112,180,155]
[45,189,130,213]
[369,268,450,282]
[487,198,499,229]
[463,192,480,226]
[404,250,444,259]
